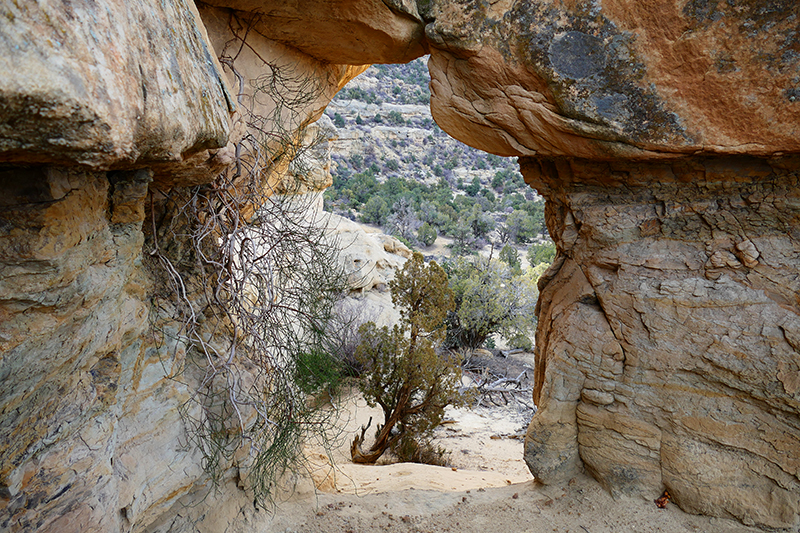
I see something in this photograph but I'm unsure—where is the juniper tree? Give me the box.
[351,253,464,464]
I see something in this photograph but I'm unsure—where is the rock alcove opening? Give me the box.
[314,57,548,493]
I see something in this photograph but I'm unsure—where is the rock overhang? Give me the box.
[422,0,800,161]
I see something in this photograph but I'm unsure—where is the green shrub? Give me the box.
[417,222,438,247]
[294,349,345,396]
[507,334,533,351]
[444,257,538,350]
[333,113,345,128]
[361,196,390,225]
[499,244,522,274]
[528,241,556,266]
[351,253,464,465]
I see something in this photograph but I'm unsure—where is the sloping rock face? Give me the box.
[199,0,427,64]
[420,0,800,529]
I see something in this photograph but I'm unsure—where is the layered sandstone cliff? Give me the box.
[0,1,379,531]
[1,0,799,531]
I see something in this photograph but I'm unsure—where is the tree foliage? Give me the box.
[499,244,522,274]
[528,241,556,266]
[417,222,437,247]
[444,257,538,350]
[351,253,464,464]
[386,196,421,243]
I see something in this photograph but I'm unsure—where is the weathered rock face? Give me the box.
[0,0,233,171]
[2,0,800,531]
[424,0,800,159]
[0,168,155,532]
[418,1,800,528]
[0,2,377,532]
[521,156,800,529]
[199,0,427,64]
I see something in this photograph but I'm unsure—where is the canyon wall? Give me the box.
[0,1,403,532]
[523,157,800,528]
[1,0,799,531]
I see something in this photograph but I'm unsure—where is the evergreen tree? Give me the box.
[351,253,463,464]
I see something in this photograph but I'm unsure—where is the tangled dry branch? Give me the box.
[146,14,350,506]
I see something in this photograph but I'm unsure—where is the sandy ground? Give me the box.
[256,355,765,533]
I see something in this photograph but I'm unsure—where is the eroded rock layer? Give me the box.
[521,156,800,529]
[1,0,800,531]
[424,0,800,159]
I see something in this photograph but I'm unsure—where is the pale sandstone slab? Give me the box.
[0,0,233,169]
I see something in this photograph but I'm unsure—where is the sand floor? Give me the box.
[258,384,765,533]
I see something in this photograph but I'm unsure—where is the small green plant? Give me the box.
[294,349,345,397]
[418,222,437,247]
[507,334,533,351]
[499,244,522,274]
[333,112,345,128]
[351,253,465,464]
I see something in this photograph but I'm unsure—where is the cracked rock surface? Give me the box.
[522,156,800,529]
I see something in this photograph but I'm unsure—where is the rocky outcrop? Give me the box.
[518,157,800,528]
[424,0,800,159]
[0,2,379,532]
[1,0,800,531]
[199,0,427,65]
[417,1,800,528]
[0,168,154,532]
[0,0,232,176]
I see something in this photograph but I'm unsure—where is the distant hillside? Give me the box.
[324,57,553,261]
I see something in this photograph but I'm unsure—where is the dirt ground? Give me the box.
[265,474,763,533]
[258,352,764,533]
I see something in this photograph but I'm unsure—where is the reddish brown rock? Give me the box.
[425,0,800,159]
[199,0,427,64]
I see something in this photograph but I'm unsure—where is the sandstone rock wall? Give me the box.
[0,2,387,532]
[0,168,154,532]
[0,0,232,173]
[418,1,800,528]
[424,0,800,159]
[199,0,427,65]
[521,157,800,529]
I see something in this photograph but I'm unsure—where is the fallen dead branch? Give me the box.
[462,369,536,411]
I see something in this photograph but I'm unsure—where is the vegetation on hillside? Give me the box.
[323,57,552,256]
